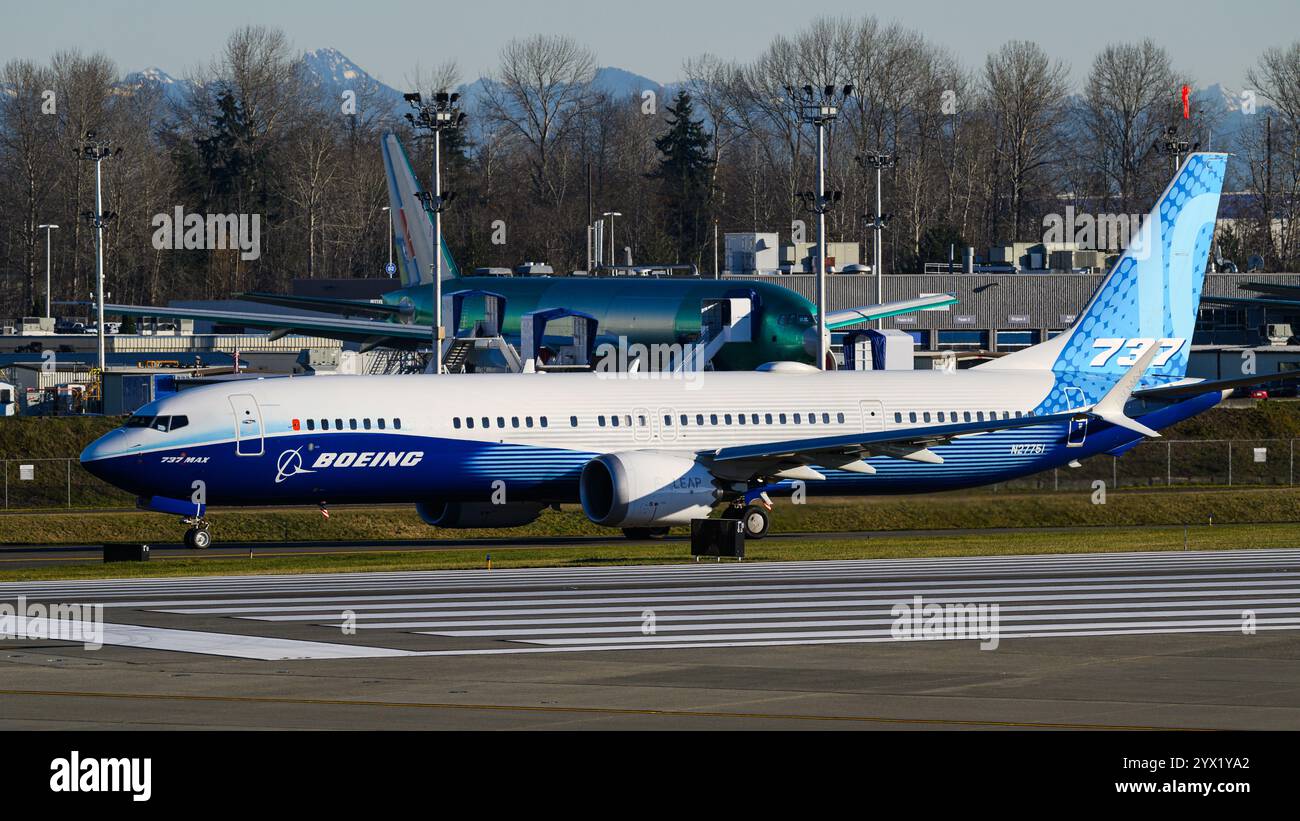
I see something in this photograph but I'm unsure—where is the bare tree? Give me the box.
[982,40,1069,241]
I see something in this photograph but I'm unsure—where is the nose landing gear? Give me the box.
[181,516,212,549]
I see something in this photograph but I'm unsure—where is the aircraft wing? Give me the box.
[104,304,435,351]
[238,291,409,319]
[696,410,1081,482]
[824,293,958,329]
[697,346,1166,482]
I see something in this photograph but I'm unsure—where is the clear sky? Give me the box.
[1,0,1294,89]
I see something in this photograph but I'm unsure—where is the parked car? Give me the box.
[1250,389,1269,400]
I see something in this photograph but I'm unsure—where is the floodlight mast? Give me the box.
[79,132,119,390]
[405,91,464,373]
[858,152,897,326]
[37,224,59,318]
[790,83,852,369]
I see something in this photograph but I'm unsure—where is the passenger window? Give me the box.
[710,414,718,425]
[598,415,606,427]
[696,414,705,425]
[937,412,945,423]
[909,412,917,423]
[977,412,985,421]
[335,418,343,429]
[466,417,475,429]
[964,411,972,422]
[837,412,844,424]
[540,417,548,428]
[610,415,619,427]
[752,414,760,424]
[724,414,732,424]
[349,419,358,430]
[895,412,902,423]
[923,412,931,423]
[793,413,801,424]
[511,417,520,428]
[481,417,489,428]
[321,419,329,430]
[779,413,787,424]
[378,418,386,430]
[306,419,315,431]
[526,417,534,428]
[497,417,505,428]
[394,419,402,430]
[571,416,578,427]
[363,418,372,430]
[680,414,688,426]
[737,414,746,425]
[663,415,672,426]
[638,415,647,426]
[453,418,461,429]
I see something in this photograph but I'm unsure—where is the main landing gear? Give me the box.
[721,499,772,540]
[182,517,212,549]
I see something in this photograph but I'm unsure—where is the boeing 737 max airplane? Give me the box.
[83,153,1276,547]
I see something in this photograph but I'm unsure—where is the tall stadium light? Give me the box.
[790,83,852,369]
[37,224,59,318]
[381,206,393,273]
[79,131,120,389]
[601,212,622,272]
[858,152,897,326]
[1154,126,1196,174]
[405,91,464,373]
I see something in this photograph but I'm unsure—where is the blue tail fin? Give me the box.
[982,152,1228,409]
[381,132,461,286]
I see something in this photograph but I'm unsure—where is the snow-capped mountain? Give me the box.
[300,47,405,113]
[121,66,190,104]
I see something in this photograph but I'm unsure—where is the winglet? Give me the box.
[1089,343,1163,438]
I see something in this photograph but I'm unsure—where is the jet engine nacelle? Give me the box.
[416,501,543,528]
[580,452,720,528]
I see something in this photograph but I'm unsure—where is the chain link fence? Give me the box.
[2,439,1299,510]
[995,439,1298,492]
[0,458,135,510]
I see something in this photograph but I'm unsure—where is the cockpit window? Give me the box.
[126,414,188,432]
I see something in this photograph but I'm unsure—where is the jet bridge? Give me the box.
[676,291,756,373]
[437,289,521,373]
[520,308,599,372]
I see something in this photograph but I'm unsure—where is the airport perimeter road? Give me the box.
[2,549,1300,730]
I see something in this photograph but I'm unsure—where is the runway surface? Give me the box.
[3,548,1300,729]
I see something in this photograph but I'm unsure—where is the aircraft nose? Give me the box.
[80,430,131,481]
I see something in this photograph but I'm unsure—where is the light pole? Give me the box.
[405,91,464,374]
[381,206,393,274]
[791,84,852,369]
[858,152,896,326]
[79,132,119,382]
[602,211,622,271]
[37,224,58,318]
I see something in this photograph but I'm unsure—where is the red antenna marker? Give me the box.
[1182,85,1191,119]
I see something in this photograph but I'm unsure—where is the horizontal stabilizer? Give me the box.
[1134,370,1300,400]
[825,294,958,329]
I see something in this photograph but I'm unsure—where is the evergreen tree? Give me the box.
[647,91,714,265]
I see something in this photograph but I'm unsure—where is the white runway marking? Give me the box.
[4,549,1300,659]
